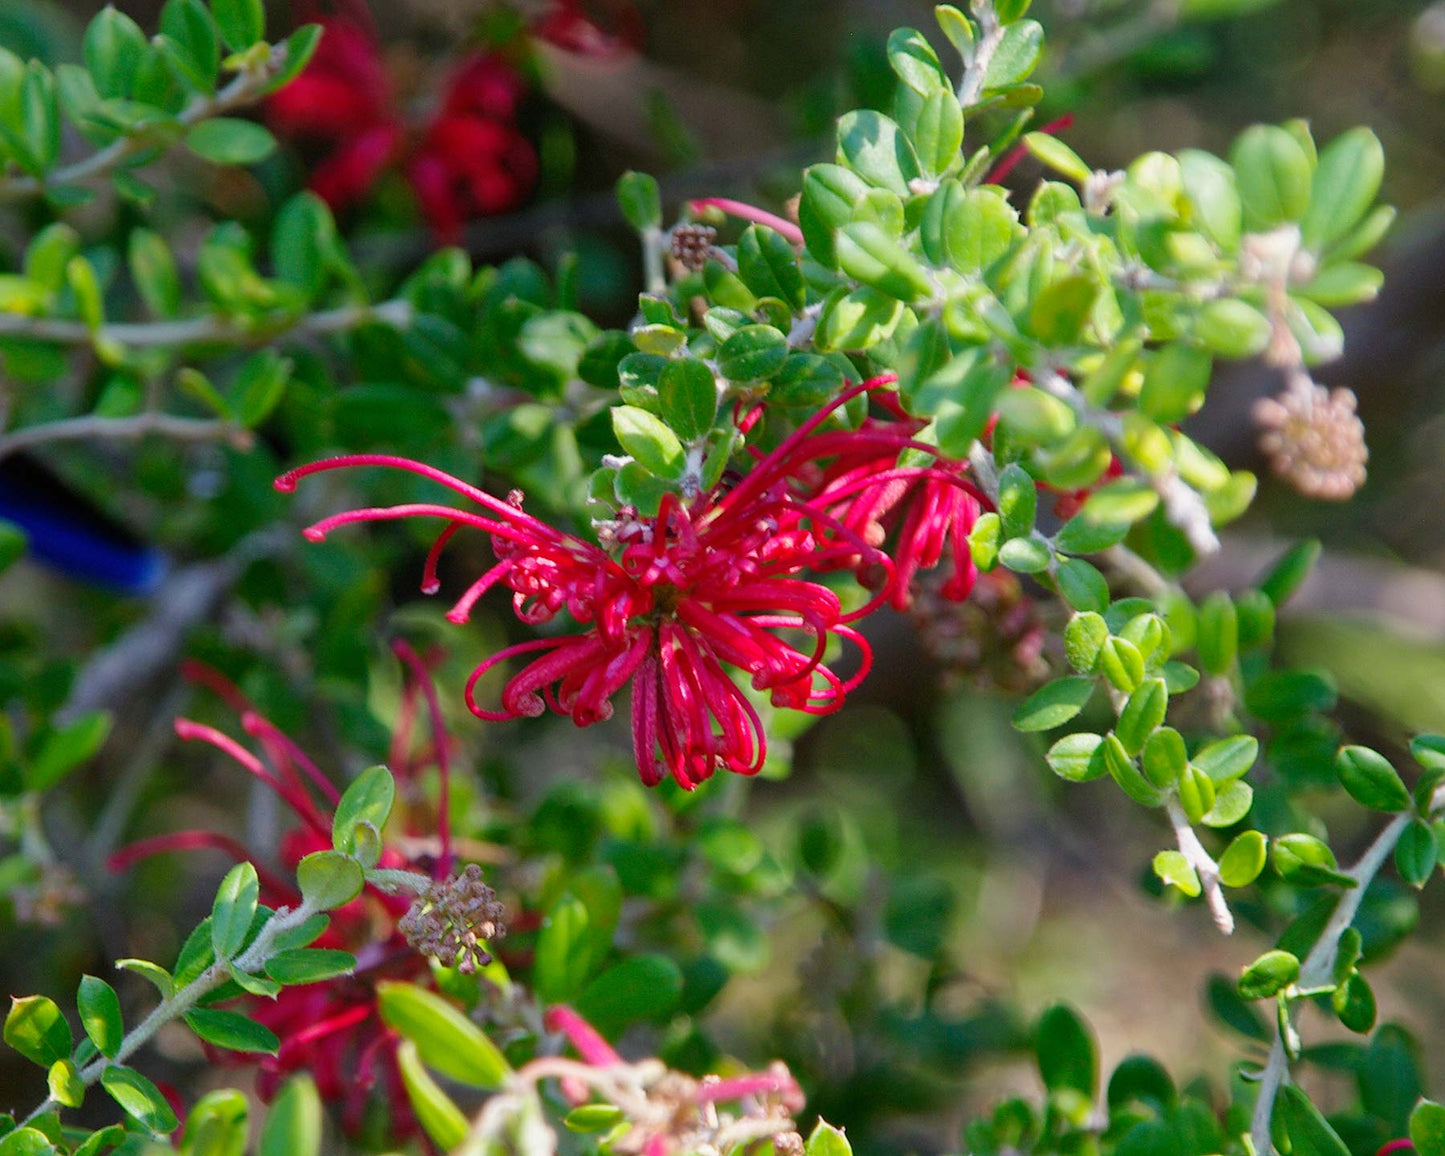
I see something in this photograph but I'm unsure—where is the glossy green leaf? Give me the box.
[1013,676,1094,732]
[211,0,265,50]
[616,171,661,232]
[1153,850,1201,897]
[101,1065,178,1134]
[1116,679,1168,757]
[376,981,509,1089]
[836,223,934,302]
[263,949,356,986]
[1103,733,1164,805]
[1036,1004,1097,1096]
[1336,746,1410,813]
[296,851,363,911]
[4,996,71,1067]
[186,118,276,165]
[259,1075,323,1156]
[1302,128,1384,250]
[574,955,684,1038]
[1219,830,1268,887]
[179,1088,248,1156]
[836,109,920,195]
[77,976,123,1059]
[1142,727,1187,788]
[395,1040,468,1150]
[211,862,260,961]
[1395,819,1438,889]
[26,711,111,792]
[1277,1085,1351,1156]
[737,225,804,311]
[1237,949,1298,999]
[1231,124,1313,230]
[331,765,395,856]
[1410,1101,1445,1156]
[183,1008,280,1054]
[46,1059,83,1110]
[1046,733,1107,783]
[717,324,788,383]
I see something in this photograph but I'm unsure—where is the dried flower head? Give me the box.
[398,863,507,974]
[670,224,718,272]
[908,569,1050,693]
[1254,375,1368,501]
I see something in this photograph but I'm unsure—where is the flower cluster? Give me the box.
[277,377,990,790]
[540,1005,805,1156]
[267,9,536,241]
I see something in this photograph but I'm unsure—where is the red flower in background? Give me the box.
[109,650,472,1136]
[268,4,536,242]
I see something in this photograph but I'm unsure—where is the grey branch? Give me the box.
[1248,780,1445,1153]
[0,412,241,462]
[0,298,413,350]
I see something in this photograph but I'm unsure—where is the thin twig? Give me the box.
[958,0,1006,109]
[0,299,413,350]
[0,412,239,461]
[1165,797,1233,934]
[1249,784,1445,1154]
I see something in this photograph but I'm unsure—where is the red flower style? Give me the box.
[267,10,536,241]
[801,394,986,611]
[275,377,992,790]
[108,653,462,1135]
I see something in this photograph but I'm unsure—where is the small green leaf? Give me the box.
[232,349,291,428]
[77,976,123,1059]
[158,0,221,93]
[46,1059,83,1109]
[1053,514,1130,555]
[394,1040,468,1151]
[184,1008,279,1054]
[1140,342,1211,423]
[616,171,661,232]
[1013,677,1094,732]
[806,1121,853,1156]
[1103,733,1164,806]
[998,464,1036,539]
[1395,819,1438,889]
[1302,128,1384,250]
[376,981,510,1089]
[1237,949,1299,1000]
[101,1065,178,1134]
[1036,1004,1097,1096]
[612,405,686,478]
[1064,612,1109,673]
[1177,764,1217,824]
[565,1104,627,1134]
[1194,298,1271,358]
[331,765,395,857]
[1153,850,1201,897]
[1231,124,1313,230]
[1196,592,1238,675]
[1055,558,1108,614]
[1336,746,1411,813]
[1192,735,1258,785]
[835,223,934,303]
[656,359,717,443]
[4,996,72,1067]
[1271,833,1354,889]
[999,536,1051,574]
[1099,637,1145,693]
[836,109,919,195]
[1115,679,1167,757]
[736,225,804,311]
[263,949,357,986]
[1410,1101,1445,1156]
[1332,971,1377,1034]
[128,228,182,318]
[1081,479,1159,526]
[210,0,265,50]
[260,1075,323,1156]
[186,118,276,165]
[1276,1085,1351,1156]
[574,955,684,1039]
[1024,133,1090,183]
[1046,733,1107,783]
[115,959,174,999]
[179,1089,248,1156]
[1218,830,1268,887]
[296,851,363,911]
[212,861,260,961]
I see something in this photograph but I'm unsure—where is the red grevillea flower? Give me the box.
[276,378,986,789]
[108,657,463,1136]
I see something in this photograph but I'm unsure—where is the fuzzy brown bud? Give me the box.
[1254,376,1368,501]
[398,863,506,975]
